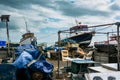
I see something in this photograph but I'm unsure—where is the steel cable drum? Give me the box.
[0,64,17,80]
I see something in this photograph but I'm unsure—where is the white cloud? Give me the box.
[0,0,120,46]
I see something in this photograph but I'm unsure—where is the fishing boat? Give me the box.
[94,34,118,53]
[62,24,93,48]
[19,30,37,46]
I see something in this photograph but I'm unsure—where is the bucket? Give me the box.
[0,64,16,80]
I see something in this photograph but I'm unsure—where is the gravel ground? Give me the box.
[47,59,72,80]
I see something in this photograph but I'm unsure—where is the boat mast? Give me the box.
[23,17,29,32]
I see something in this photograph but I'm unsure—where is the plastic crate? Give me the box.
[0,64,16,80]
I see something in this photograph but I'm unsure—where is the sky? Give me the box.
[0,0,120,46]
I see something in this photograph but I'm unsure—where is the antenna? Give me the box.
[75,18,79,26]
[75,18,82,26]
[23,16,28,32]
[75,17,79,26]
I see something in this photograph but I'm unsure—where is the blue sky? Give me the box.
[0,0,120,46]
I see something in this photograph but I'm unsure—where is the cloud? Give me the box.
[54,0,111,17]
[0,0,53,10]
[110,3,120,11]
[0,0,120,46]
[0,22,5,29]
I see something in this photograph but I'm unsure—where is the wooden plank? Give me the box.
[61,50,69,61]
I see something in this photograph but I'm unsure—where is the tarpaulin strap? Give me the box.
[27,52,42,67]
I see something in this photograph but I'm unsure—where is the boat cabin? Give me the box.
[70,24,88,32]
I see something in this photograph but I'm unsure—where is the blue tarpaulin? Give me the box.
[0,41,6,46]
[13,44,53,74]
[14,44,40,59]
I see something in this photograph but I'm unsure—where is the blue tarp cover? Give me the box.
[13,44,53,74]
[0,41,6,46]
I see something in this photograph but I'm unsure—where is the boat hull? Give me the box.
[68,32,93,47]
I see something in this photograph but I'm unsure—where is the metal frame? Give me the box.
[57,22,120,78]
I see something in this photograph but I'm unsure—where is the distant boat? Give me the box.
[19,16,37,46]
[94,34,119,53]
[61,24,93,48]
[19,31,37,46]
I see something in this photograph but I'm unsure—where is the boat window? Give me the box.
[70,25,88,34]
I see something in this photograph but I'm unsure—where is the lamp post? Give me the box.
[57,30,61,78]
[0,15,10,56]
